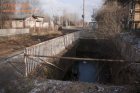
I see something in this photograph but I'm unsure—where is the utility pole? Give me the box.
[82,0,85,28]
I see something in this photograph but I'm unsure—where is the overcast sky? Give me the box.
[40,0,104,21]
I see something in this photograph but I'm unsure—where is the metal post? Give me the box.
[24,49,28,77]
[83,0,85,28]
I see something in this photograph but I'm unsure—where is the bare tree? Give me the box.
[94,1,128,38]
[63,12,80,26]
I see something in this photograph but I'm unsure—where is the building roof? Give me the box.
[11,17,26,20]
[10,14,44,21]
[32,15,44,19]
[0,13,45,22]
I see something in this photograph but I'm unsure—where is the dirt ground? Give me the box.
[0,79,134,93]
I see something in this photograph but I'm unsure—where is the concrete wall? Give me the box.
[36,22,43,28]
[0,29,29,36]
[112,33,140,84]
[80,31,140,84]
[43,22,49,28]
[80,31,96,39]
[114,33,140,62]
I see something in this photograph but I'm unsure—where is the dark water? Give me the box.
[78,61,97,83]
[63,61,112,83]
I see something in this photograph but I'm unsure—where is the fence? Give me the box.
[0,29,29,36]
[24,31,80,76]
[0,51,25,78]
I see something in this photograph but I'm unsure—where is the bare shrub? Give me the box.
[95,1,128,38]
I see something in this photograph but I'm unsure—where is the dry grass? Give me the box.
[44,31,62,36]
[29,28,62,36]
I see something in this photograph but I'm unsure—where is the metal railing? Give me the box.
[24,31,80,76]
[0,51,25,77]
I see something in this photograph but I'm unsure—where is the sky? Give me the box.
[40,0,104,22]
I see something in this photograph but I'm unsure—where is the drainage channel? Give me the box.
[32,38,131,85]
[63,39,125,84]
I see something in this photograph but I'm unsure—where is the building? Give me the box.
[25,15,44,28]
[2,15,49,29]
[105,0,140,31]
[118,0,140,30]
[12,18,25,28]
[2,17,25,29]
[2,15,42,29]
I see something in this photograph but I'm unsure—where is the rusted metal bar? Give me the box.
[25,54,128,63]
[8,62,24,76]
[27,56,64,72]
[79,38,107,40]
[38,57,64,71]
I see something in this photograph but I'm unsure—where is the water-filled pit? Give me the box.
[32,39,134,85]
[63,39,124,84]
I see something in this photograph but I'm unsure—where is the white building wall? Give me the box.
[25,17,36,28]
[43,22,49,28]
[12,21,24,28]
[36,22,42,28]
